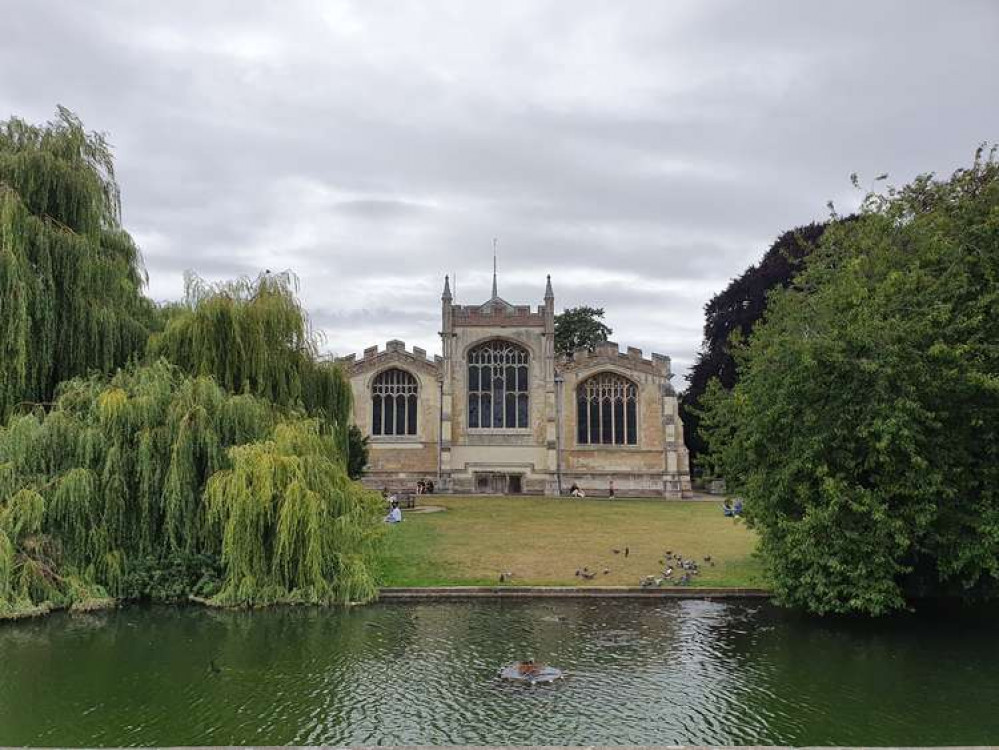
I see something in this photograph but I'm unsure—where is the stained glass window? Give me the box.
[467,341,529,429]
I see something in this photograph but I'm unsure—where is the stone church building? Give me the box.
[338,274,692,497]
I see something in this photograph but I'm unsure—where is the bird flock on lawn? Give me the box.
[639,550,715,587]
[500,546,718,586]
[567,547,717,587]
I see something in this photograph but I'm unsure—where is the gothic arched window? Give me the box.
[467,340,529,429]
[372,368,418,436]
[577,373,637,445]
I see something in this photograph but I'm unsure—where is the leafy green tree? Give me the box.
[120,552,222,602]
[554,306,612,357]
[701,148,999,615]
[346,424,369,480]
[0,107,153,422]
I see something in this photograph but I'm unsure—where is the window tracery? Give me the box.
[372,368,418,436]
[577,372,637,445]
[467,340,529,429]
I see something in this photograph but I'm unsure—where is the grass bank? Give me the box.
[376,495,766,589]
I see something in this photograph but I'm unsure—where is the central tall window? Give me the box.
[467,340,529,429]
[577,372,637,445]
[372,368,418,436]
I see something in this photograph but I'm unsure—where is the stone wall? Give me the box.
[338,340,441,491]
[558,342,692,497]
[436,284,560,495]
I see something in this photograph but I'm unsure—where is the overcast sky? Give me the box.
[3,1,997,383]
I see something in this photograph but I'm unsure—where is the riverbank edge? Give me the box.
[378,586,772,599]
[0,587,771,623]
[0,596,117,622]
[2,745,992,749]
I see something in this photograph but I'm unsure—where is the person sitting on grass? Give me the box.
[384,499,402,524]
[722,498,743,517]
[569,483,586,498]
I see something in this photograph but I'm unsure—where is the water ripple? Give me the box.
[3,600,999,746]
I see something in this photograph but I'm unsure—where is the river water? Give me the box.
[1,599,997,746]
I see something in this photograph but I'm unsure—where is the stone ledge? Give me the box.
[7,745,988,750]
[378,586,771,599]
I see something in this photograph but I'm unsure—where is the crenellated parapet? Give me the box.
[337,339,442,376]
[451,301,548,328]
[559,341,672,379]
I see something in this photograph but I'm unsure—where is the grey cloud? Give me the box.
[2,0,996,383]
[332,199,434,219]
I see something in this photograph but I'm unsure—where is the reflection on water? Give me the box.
[1,599,997,746]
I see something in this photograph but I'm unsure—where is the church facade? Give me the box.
[338,275,692,497]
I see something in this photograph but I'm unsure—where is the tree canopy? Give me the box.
[681,223,828,464]
[554,306,612,357]
[149,271,353,458]
[699,148,999,615]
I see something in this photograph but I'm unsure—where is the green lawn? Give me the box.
[375,495,766,589]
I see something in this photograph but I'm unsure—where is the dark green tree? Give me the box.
[681,223,829,466]
[554,306,612,357]
[700,148,999,615]
[346,424,369,480]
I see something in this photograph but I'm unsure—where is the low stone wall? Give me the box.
[379,586,771,599]
[4,745,988,749]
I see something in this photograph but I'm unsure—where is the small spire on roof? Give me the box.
[491,238,498,299]
[544,274,554,300]
[442,274,452,301]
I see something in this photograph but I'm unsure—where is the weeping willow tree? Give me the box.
[0,361,382,618]
[149,271,353,459]
[0,108,379,619]
[0,107,153,423]
[206,421,382,606]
